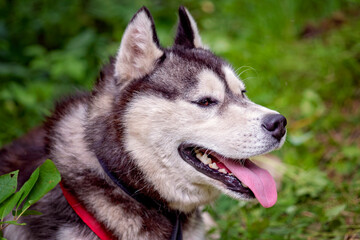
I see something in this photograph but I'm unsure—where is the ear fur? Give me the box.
[174,6,204,48]
[114,7,163,81]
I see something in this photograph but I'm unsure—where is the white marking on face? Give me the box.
[222,65,245,96]
[190,69,225,102]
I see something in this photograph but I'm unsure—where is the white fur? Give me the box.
[84,193,146,240]
[222,65,245,95]
[88,92,114,120]
[115,11,163,81]
[191,69,225,102]
[56,226,98,240]
[3,222,30,240]
[183,213,206,240]
[52,102,100,171]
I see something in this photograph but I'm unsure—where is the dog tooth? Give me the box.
[218,168,227,174]
[209,162,219,170]
[200,159,207,164]
[200,153,210,163]
[241,182,248,188]
[201,158,208,164]
[203,156,212,165]
[229,173,234,176]
[196,153,203,161]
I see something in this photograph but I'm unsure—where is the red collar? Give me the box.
[60,181,115,240]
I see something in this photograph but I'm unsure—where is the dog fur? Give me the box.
[0,6,286,240]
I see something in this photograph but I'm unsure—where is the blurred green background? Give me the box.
[1,0,359,239]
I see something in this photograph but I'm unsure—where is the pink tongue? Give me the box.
[221,158,277,208]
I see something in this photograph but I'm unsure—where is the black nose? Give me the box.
[262,114,287,141]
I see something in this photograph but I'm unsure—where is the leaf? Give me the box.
[13,210,42,217]
[326,204,346,221]
[0,220,26,226]
[21,160,61,211]
[295,169,329,198]
[15,168,39,210]
[0,171,18,204]
[0,191,22,220]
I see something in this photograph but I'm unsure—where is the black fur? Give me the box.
[175,6,196,48]
[0,127,47,186]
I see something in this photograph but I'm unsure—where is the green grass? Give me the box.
[1,0,359,239]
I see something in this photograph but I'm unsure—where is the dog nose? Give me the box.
[262,114,287,141]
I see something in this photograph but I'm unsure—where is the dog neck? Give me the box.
[97,155,184,240]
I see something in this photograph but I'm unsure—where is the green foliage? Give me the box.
[0,172,18,204]
[0,160,61,238]
[21,160,61,211]
[1,0,359,239]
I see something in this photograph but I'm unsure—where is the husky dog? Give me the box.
[0,6,287,240]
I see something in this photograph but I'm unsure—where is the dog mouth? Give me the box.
[178,143,277,208]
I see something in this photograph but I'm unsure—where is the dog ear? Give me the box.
[174,6,204,48]
[114,7,163,81]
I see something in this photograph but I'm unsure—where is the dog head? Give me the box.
[92,7,287,212]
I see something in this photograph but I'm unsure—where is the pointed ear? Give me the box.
[114,7,163,81]
[174,6,204,48]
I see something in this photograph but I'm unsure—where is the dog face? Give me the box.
[112,7,286,212]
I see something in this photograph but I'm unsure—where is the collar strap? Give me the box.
[60,181,115,240]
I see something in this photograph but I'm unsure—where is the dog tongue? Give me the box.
[220,158,277,208]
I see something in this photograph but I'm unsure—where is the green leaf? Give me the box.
[21,160,61,211]
[0,191,22,220]
[13,209,42,217]
[0,171,18,204]
[0,220,26,226]
[326,204,346,221]
[15,168,39,210]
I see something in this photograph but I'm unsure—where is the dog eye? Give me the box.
[194,97,218,107]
